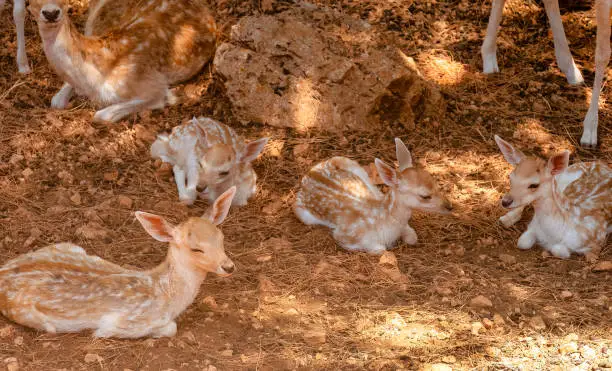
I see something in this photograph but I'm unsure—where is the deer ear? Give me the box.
[207,186,236,225]
[135,212,174,242]
[192,117,209,144]
[494,135,525,165]
[395,138,413,171]
[240,138,269,163]
[548,151,570,175]
[374,158,398,187]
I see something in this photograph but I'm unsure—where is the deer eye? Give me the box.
[528,184,539,189]
[420,195,432,200]
[219,171,230,177]
[190,248,205,254]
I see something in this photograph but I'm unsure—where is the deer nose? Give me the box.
[501,197,513,208]
[221,261,235,274]
[42,9,60,22]
[444,200,453,212]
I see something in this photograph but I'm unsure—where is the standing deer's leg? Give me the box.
[542,0,584,85]
[51,83,75,109]
[481,0,507,74]
[581,0,611,148]
[13,0,30,74]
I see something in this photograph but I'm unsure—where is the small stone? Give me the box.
[13,336,23,346]
[103,170,119,181]
[303,330,326,345]
[84,353,102,364]
[580,345,596,359]
[529,316,546,330]
[485,346,501,358]
[379,251,398,268]
[202,296,218,310]
[470,295,493,309]
[117,195,133,209]
[441,355,456,364]
[471,321,484,335]
[70,193,82,205]
[560,290,573,299]
[256,254,272,263]
[499,254,517,265]
[593,261,612,272]
[4,358,19,371]
[559,341,578,355]
[0,325,15,338]
[21,168,33,178]
[423,363,452,371]
[220,349,233,357]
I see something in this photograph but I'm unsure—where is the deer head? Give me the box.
[135,187,237,276]
[375,138,453,214]
[495,135,569,209]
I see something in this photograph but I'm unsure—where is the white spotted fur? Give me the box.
[294,138,453,254]
[0,188,237,338]
[495,135,611,259]
[151,117,268,206]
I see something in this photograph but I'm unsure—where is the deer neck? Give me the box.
[532,179,563,217]
[150,245,206,319]
[384,189,412,225]
[38,18,110,102]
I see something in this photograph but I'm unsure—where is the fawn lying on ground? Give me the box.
[482,0,611,147]
[495,135,611,259]
[0,0,30,73]
[28,0,217,122]
[0,188,236,338]
[294,138,453,254]
[151,117,269,206]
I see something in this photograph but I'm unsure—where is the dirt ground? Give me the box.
[0,0,611,370]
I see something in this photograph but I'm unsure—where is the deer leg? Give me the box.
[581,0,611,148]
[401,224,418,245]
[499,205,525,227]
[517,221,537,250]
[51,83,75,109]
[542,0,584,84]
[481,0,506,74]
[152,321,177,338]
[93,97,164,123]
[181,155,199,205]
[13,0,30,74]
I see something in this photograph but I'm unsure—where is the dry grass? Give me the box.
[0,0,611,370]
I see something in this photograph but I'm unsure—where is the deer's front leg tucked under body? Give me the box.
[517,221,537,250]
[51,83,75,109]
[401,224,418,245]
[499,205,526,227]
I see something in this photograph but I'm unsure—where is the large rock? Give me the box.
[213,3,444,131]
